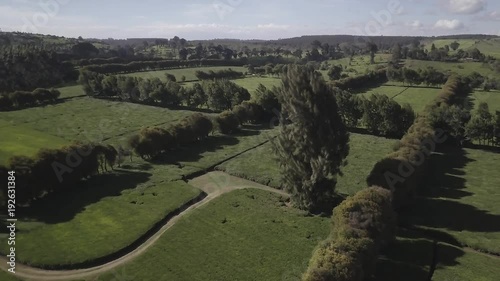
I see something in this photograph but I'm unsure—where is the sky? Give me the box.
[0,0,499,40]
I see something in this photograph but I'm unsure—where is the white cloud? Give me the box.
[447,0,486,14]
[406,20,423,29]
[434,19,465,30]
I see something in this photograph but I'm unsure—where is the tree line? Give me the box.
[302,74,472,281]
[194,69,244,80]
[331,68,388,91]
[0,88,61,111]
[335,91,415,138]
[386,66,449,87]
[127,96,274,160]
[78,70,251,110]
[368,75,472,208]
[81,59,246,75]
[0,143,117,206]
[0,47,78,93]
[303,187,396,281]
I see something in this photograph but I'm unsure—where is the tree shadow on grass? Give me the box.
[370,229,466,281]
[370,229,436,281]
[402,145,500,234]
[421,146,474,199]
[153,134,241,165]
[16,170,151,224]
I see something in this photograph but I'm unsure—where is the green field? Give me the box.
[0,119,69,165]
[433,244,500,281]
[0,179,201,266]
[470,90,500,112]
[125,66,248,82]
[217,133,397,195]
[424,38,500,59]
[359,84,443,113]
[404,59,497,77]
[233,76,282,96]
[58,85,87,99]
[403,146,500,254]
[321,54,390,79]
[96,189,330,281]
[0,95,202,149]
[0,271,20,281]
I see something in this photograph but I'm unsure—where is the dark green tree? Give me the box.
[273,65,349,212]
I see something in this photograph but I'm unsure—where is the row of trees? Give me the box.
[386,66,449,87]
[466,103,500,146]
[0,47,78,93]
[391,42,487,62]
[195,69,244,80]
[303,187,396,281]
[0,88,61,111]
[128,96,273,160]
[335,91,415,138]
[368,75,471,208]
[78,70,251,110]
[331,68,388,91]
[128,114,213,159]
[81,59,246,75]
[0,143,117,206]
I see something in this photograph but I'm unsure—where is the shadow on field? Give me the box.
[17,170,151,224]
[402,145,500,234]
[153,134,241,164]
[370,229,466,281]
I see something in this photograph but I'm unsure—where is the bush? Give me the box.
[303,187,396,281]
[216,111,240,134]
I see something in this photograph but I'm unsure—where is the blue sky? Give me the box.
[0,0,499,39]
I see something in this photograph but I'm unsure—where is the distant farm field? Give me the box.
[424,38,500,59]
[95,189,330,281]
[0,120,68,165]
[359,84,442,113]
[0,95,203,147]
[404,59,497,77]
[470,90,500,112]
[217,133,397,195]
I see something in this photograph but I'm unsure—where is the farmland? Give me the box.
[217,133,397,195]
[125,66,248,82]
[95,188,330,281]
[1,27,500,281]
[359,84,442,113]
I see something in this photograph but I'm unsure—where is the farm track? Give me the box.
[0,172,288,281]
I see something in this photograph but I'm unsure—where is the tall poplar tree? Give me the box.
[273,65,349,212]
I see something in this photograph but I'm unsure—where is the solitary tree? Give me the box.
[366,42,378,64]
[273,65,349,212]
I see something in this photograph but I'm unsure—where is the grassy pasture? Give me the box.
[322,54,390,79]
[358,84,442,113]
[125,66,248,82]
[58,85,87,99]
[404,59,497,77]
[0,119,68,165]
[216,133,397,195]
[432,244,500,281]
[0,97,203,148]
[232,76,282,96]
[402,146,500,254]
[470,90,500,112]
[95,189,330,281]
[0,179,202,267]
[424,38,500,59]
